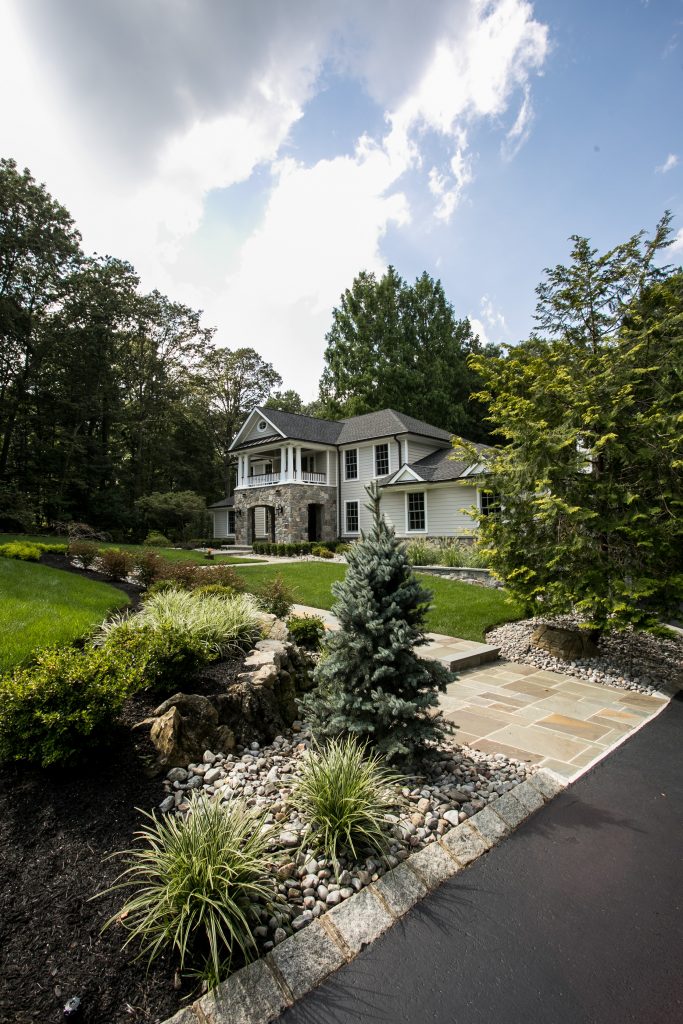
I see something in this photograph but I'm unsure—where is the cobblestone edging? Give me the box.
[413,566,496,585]
[161,769,565,1024]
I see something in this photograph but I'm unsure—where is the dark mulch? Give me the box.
[0,695,189,1024]
[39,552,143,610]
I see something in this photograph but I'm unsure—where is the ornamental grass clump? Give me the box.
[97,589,262,659]
[292,737,402,866]
[102,797,278,986]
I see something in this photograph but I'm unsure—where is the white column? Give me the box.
[245,454,250,484]
[237,456,243,487]
[325,449,330,484]
[280,446,287,482]
[295,446,302,480]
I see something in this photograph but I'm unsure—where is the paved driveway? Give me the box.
[275,693,683,1024]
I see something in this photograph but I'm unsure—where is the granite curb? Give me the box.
[161,768,566,1024]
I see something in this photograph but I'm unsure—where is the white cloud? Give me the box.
[656,153,679,174]
[669,227,683,254]
[470,294,508,345]
[0,0,549,396]
[501,84,534,160]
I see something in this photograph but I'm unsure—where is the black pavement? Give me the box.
[276,695,683,1024]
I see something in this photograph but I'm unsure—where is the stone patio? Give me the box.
[440,661,668,780]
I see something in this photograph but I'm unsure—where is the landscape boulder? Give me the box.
[531,624,599,661]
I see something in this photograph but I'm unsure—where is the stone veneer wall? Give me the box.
[234,484,337,544]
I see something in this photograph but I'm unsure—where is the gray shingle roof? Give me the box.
[207,496,235,508]
[253,408,343,445]
[384,440,491,484]
[336,409,453,444]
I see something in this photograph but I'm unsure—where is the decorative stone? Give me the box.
[326,887,394,953]
[372,863,428,918]
[531,624,598,660]
[267,920,346,1000]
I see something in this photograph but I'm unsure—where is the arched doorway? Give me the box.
[248,504,275,544]
[307,503,322,542]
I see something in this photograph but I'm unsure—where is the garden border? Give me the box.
[161,768,566,1024]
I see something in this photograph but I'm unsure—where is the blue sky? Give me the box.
[1,0,681,396]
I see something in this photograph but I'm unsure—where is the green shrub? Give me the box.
[155,560,200,590]
[67,539,100,569]
[99,589,263,659]
[36,542,67,554]
[199,565,246,592]
[107,623,211,694]
[0,645,130,767]
[143,578,182,599]
[440,540,489,569]
[144,530,171,547]
[255,574,294,619]
[0,541,43,561]
[133,549,166,588]
[311,545,334,559]
[292,737,402,867]
[403,539,440,565]
[102,796,277,985]
[193,584,238,599]
[286,614,326,650]
[335,543,351,557]
[99,547,134,580]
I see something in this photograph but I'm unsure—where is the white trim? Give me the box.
[229,408,284,450]
[373,441,390,478]
[344,499,360,535]
[385,465,423,485]
[405,490,428,533]
[344,447,359,481]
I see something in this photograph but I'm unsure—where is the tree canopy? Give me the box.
[464,215,683,631]
[318,267,494,440]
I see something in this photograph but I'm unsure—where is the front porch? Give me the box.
[233,480,337,545]
[234,443,334,490]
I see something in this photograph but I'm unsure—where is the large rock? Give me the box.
[150,693,235,767]
[531,624,599,661]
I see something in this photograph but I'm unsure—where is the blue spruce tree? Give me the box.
[302,484,454,762]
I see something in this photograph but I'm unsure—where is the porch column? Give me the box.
[325,449,330,484]
[237,456,243,487]
[244,454,250,484]
[295,445,302,480]
[280,446,287,482]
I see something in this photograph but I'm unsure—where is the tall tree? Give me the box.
[318,267,491,438]
[201,347,281,494]
[463,215,683,632]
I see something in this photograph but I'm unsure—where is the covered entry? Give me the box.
[248,505,275,543]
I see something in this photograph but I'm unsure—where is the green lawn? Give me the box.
[0,533,262,564]
[232,563,523,642]
[0,558,130,672]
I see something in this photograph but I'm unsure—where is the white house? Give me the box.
[207,407,491,544]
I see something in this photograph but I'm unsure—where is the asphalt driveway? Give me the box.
[276,694,682,1024]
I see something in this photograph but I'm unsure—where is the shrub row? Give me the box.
[0,541,67,561]
[403,537,489,569]
[252,540,350,557]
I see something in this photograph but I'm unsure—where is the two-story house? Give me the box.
[207,407,490,545]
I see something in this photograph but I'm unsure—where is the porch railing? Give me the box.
[247,473,280,487]
[301,471,326,484]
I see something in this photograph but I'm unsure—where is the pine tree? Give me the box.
[302,484,453,762]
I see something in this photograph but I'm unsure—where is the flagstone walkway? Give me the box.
[291,604,670,781]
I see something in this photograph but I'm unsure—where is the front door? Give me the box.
[307,503,320,542]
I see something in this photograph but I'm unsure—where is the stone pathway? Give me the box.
[441,660,667,780]
[291,604,670,781]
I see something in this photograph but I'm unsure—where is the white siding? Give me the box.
[380,483,478,538]
[406,439,442,462]
[339,437,399,536]
[241,413,282,445]
[211,509,235,538]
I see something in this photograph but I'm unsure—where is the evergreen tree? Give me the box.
[302,484,453,762]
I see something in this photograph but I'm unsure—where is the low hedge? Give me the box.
[252,540,345,557]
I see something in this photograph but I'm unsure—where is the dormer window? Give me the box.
[257,420,268,432]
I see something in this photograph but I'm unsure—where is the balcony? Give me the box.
[244,471,327,487]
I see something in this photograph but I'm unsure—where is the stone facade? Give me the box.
[234,483,337,544]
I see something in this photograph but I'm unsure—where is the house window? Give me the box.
[257,420,268,431]
[345,500,359,534]
[407,492,426,532]
[227,510,236,534]
[345,449,358,480]
[301,455,316,473]
[374,443,389,477]
[479,490,500,516]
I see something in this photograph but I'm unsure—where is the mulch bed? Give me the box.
[0,658,247,1024]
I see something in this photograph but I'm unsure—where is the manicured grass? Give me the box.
[232,562,523,642]
[0,558,130,672]
[0,534,262,564]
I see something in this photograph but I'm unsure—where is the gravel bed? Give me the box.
[487,615,683,696]
[160,726,534,951]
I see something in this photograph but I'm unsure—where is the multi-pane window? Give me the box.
[407,492,426,531]
[345,501,359,534]
[479,490,500,516]
[227,510,236,535]
[345,449,358,480]
[374,443,389,477]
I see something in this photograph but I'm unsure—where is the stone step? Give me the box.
[420,643,500,672]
